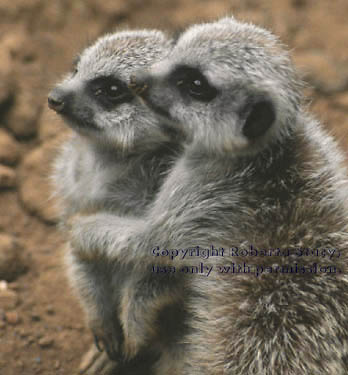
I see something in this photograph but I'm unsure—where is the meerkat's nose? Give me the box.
[48,88,66,113]
[129,71,152,97]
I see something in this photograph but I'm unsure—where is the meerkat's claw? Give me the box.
[91,317,125,363]
[93,334,103,353]
[79,344,118,375]
[108,319,125,362]
[103,340,119,362]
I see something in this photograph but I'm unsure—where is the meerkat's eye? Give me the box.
[188,78,212,99]
[88,76,134,107]
[171,66,218,102]
[105,84,121,99]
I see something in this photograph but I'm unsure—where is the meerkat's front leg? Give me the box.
[68,213,155,359]
[66,247,126,362]
[69,213,141,262]
[69,212,189,362]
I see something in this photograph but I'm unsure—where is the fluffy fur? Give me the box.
[50,29,187,373]
[70,17,348,374]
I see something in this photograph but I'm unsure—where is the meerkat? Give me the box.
[69,17,348,374]
[49,30,189,374]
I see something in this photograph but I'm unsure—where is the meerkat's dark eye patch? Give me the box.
[170,65,218,102]
[242,98,275,139]
[88,76,134,109]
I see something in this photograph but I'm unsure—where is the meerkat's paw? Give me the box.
[89,315,125,363]
[79,344,118,375]
[69,212,133,262]
[91,319,124,362]
[68,214,105,260]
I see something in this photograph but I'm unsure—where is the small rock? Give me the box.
[8,281,20,291]
[18,142,59,223]
[4,33,44,137]
[334,93,348,109]
[91,0,129,16]
[45,305,55,315]
[39,2,70,29]
[0,42,15,108]
[54,360,60,369]
[0,289,18,309]
[0,320,5,328]
[293,51,348,94]
[0,280,8,290]
[38,106,68,142]
[0,128,20,165]
[5,311,20,325]
[31,312,41,322]
[291,0,307,7]
[38,336,54,348]
[0,233,27,281]
[26,335,35,345]
[75,323,84,331]
[1,29,36,62]
[0,165,16,188]
[6,89,41,138]
[18,329,29,338]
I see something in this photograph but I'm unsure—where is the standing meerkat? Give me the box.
[49,30,188,374]
[69,17,348,374]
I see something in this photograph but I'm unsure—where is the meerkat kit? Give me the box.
[49,30,187,374]
[50,16,348,375]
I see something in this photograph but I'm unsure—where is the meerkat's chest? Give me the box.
[73,153,159,215]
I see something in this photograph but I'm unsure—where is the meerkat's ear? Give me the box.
[241,98,275,140]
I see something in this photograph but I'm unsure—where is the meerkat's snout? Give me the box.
[48,87,72,114]
[48,85,97,132]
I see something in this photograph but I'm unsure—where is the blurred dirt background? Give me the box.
[0,0,348,374]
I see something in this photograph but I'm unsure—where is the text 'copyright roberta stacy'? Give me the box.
[150,245,342,277]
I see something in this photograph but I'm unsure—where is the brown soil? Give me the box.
[0,0,348,374]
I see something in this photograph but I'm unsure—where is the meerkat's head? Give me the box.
[133,17,303,155]
[48,30,174,151]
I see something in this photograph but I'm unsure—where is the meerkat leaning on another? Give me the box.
[48,30,188,374]
[69,17,348,374]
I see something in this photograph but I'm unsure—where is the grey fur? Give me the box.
[69,17,348,374]
[50,29,187,371]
